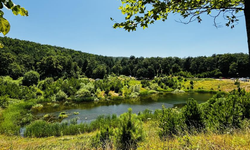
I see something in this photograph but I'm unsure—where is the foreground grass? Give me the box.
[138,121,250,150]
[1,121,250,150]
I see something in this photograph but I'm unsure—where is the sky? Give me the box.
[1,0,248,58]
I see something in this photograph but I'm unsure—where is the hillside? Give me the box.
[0,37,249,80]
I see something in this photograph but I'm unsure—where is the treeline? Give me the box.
[0,37,249,80]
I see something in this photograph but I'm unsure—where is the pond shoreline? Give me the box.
[33,92,214,124]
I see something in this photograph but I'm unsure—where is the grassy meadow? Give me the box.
[1,121,250,150]
[184,78,250,92]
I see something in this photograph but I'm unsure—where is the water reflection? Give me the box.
[35,92,213,123]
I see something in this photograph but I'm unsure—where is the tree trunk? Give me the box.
[244,0,250,75]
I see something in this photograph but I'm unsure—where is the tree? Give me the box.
[37,56,63,79]
[0,0,28,47]
[182,98,204,132]
[113,0,250,67]
[0,52,15,75]
[92,64,107,79]
[23,70,40,86]
[228,62,238,76]
[116,108,144,150]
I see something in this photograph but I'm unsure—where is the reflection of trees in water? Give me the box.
[36,93,213,117]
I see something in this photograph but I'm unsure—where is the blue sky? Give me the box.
[1,0,248,58]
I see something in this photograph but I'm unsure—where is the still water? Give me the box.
[35,92,213,123]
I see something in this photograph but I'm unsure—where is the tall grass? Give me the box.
[1,121,250,150]
[24,114,119,137]
[0,100,34,135]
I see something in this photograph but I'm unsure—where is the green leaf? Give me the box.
[0,17,10,35]
[0,42,4,48]
[11,5,28,16]
[19,7,28,16]
[4,0,14,9]
[11,5,20,15]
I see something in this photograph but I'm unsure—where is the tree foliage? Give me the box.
[116,108,144,150]
[0,0,28,47]
[0,37,249,80]
[113,0,244,31]
[22,71,40,86]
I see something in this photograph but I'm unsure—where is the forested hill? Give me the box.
[0,36,249,80]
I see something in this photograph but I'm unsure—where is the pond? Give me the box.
[34,92,214,123]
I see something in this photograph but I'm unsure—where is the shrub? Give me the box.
[95,88,105,100]
[55,90,68,101]
[75,88,92,101]
[129,92,139,98]
[159,106,184,139]
[138,109,153,121]
[91,127,114,149]
[0,95,9,108]
[141,80,150,88]
[203,94,244,132]
[22,71,40,86]
[115,108,144,150]
[58,112,68,119]
[31,104,43,112]
[182,99,205,133]
[108,91,119,99]
[150,83,159,90]
[139,90,149,96]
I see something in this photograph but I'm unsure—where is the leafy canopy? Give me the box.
[113,0,244,31]
[0,0,28,48]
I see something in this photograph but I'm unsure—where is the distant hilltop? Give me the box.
[0,36,249,80]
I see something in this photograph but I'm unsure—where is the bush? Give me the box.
[138,109,153,121]
[159,106,184,139]
[203,94,244,132]
[58,112,68,119]
[141,80,150,88]
[91,127,114,149]
[0,95,9,108]
[115,108,144,150]
[75,88,92,101]
[31,104,43,112]
[55,90,68,101]
[150,83,159,90]
[182,98,205,132]
[22,71,40,86]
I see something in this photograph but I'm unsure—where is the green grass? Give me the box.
[24,114,120,137]
[1,121,250,150]
[183,79,250,92]
[0,101,35,135]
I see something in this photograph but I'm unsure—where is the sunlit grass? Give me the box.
[1,121,250,149]
[183,79,250,92]
[0,133,95,149]
[139,121,250,150]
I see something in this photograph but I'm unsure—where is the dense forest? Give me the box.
[0,37,249,80]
